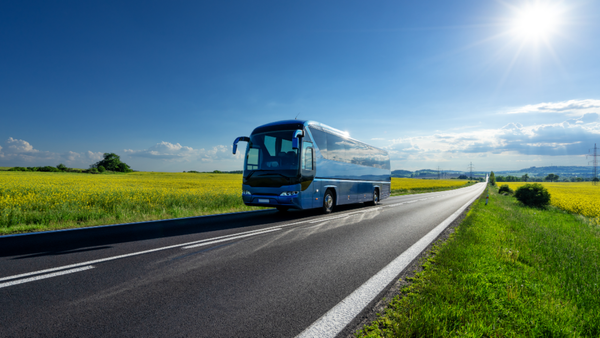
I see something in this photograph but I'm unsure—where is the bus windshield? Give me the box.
[245,130,299,172]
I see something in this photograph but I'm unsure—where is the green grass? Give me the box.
[357,186,600,337]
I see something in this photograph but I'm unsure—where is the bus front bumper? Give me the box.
[243,194,301,209]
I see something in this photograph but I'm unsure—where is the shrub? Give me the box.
[514,183,551,208]
[498,184,513,194]
[98,166,106,173]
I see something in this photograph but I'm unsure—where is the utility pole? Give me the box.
[588,143,599,185]
[468,162,474,180]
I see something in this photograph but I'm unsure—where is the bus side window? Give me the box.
[303,143,314,170]
[247,148,260,170]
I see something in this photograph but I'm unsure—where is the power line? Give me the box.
[588,143,599,185]
[468,162,474,180]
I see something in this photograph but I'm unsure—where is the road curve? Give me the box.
[0,182,485,338]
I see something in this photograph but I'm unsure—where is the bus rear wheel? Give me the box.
[322,190,334,214]
[366,189,379,206]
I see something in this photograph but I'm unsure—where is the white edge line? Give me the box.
[0,265,95,289]
[296,184,485,338]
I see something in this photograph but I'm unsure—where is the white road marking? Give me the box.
[0,266,95,289]
[296,185,484,338]
[182,228,282,249]
[0,227,285,283]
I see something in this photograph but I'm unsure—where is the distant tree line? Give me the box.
[183,170,244,174]
[494,173,596,183]
[8,153,132,174]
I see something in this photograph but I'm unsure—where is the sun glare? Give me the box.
[513,3,561,41]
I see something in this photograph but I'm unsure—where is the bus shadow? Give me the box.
[0,204,370,258]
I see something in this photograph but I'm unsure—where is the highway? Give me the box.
[0,182,485,338]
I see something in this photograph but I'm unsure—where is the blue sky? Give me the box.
[1,0,599,172]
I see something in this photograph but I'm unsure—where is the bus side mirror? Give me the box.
[292,129,304,149]
[233,136,250,154]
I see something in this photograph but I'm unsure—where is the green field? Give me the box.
[357,186,600,337]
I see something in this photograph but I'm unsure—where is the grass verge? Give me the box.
[356,186,600,337]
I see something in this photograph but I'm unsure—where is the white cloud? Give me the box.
[506,99,600,116]
[6,137,37,153]
[86,151,104,162]
[124,141,243,163]
[63,151,81,162]
[385,111,600,168]
[0,137,106,168]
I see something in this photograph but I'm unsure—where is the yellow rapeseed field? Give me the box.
[391,177,469,193]
[502,182,600,220]
[0,171,258,234]
[0,172,471,234]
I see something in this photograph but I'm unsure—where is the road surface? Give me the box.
[0,182,485,337]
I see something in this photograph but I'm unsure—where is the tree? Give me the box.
[91,153,132,172]
[56,163,68,171]
[489,171,496,186]
[521,174,529,182]
[545,173,559,182]
[458,174,468,179]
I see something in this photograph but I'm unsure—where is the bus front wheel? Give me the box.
[322,190,335,214]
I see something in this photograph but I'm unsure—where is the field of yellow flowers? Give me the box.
[391,177,470,194]
[0,172,472,234]
[502,182,600,220]
[0,171,261,234]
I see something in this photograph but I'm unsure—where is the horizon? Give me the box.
[2,1,599,173]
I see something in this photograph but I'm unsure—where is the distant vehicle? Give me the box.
[233,120,391,213]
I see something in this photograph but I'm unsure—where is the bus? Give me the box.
[233,120,391,213]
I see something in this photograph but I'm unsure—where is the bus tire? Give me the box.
[322,189,335,214]
[366,188,379,206]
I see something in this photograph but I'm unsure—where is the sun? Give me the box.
[512,2,561,41]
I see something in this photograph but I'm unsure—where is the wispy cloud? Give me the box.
[505,99,600,115]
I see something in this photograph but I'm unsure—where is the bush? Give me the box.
[98,166,106,173]
[514,183,550,208]
[498,184,513,194]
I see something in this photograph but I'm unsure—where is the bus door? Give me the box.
[300,141,316,208]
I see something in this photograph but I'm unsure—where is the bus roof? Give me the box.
[251,120,386,152]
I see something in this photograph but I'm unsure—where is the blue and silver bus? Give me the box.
[233,120,391,213]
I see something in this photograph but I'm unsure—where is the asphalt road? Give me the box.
[1,183,485,338]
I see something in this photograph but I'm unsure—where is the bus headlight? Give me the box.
[242,190,252,196]
[280,191,299,196]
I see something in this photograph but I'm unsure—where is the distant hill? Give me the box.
[391,166,597,180]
